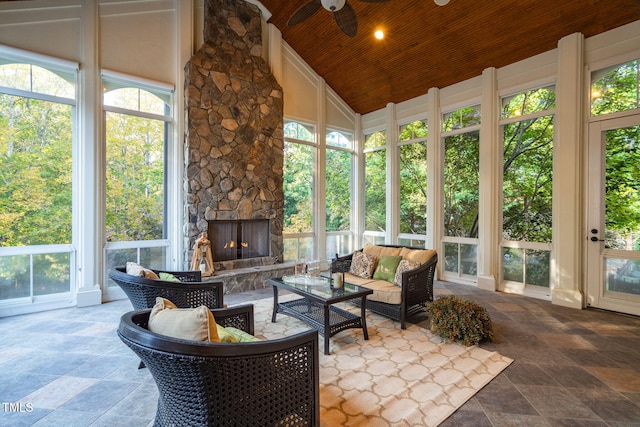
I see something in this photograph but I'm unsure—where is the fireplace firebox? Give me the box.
[208,220,270,262]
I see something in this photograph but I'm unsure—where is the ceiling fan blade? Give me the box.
[334,1,358,37]
[288,0,322,27]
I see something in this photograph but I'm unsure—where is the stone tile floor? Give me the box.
[2,281,640,426]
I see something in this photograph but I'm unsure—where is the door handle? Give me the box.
[590,236,604,242]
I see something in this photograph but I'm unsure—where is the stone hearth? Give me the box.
[184,0,289,293]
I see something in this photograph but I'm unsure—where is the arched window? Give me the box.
[283,120,316,261]
[102,76,173,297]
[0,61,76,306]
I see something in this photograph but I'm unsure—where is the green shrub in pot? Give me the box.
[425,295,494,346]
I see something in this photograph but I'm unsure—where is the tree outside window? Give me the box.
[501,86,555,288]
[0,63,75,300]
[364,130,386,245]
[103,85,170,275]
[442,106,480,277]
[283,120,315,260]
[398,120,427,245]
[591,59,640,116]
[326,130,354,258]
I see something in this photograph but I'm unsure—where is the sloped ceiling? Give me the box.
[259,0,640,114]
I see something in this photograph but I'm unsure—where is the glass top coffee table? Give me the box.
[268,274,373,355]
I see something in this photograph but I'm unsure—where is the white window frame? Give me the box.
[101,71,174,300]
[0,45,79,316]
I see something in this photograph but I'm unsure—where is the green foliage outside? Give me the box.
[604,126,640,250]
[325,148,351,232]
[283,141,313,233]
[0,94,72,246]
[502,88,555,243]
[0,91,73,298]
[591,59,640,251]
[444,129,480,238]
[105,111,165,242]
[365,147,386,233]
[591,60,639,116]
[399,121,427,236]
[364,130,387,233]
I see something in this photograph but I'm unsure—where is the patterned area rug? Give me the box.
[250,295,513,427]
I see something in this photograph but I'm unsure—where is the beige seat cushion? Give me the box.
[361,279,402,305]
[344,273,401,305]
[343,272,375,287]
[399,248,436,265]
[363,244,402,259]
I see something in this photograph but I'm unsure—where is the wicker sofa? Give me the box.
[118,304,320,427]
[331,244,437,329]
[109,266,225,310]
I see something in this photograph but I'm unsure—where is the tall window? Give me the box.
[283,120,316,261]
[442,105,480,279]
[501,86,555,289]
[398,120,427,247]
[0,61,76,303]
[364,130,386,245]
[591,58,640,116]
[103,79,172,286]
[326,129,354,259]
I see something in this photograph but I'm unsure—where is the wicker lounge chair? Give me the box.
[109,266,224,310]
[118,304,320,427]
[331,244,437,329]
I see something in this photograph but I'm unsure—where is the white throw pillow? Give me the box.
[126,262,160,280]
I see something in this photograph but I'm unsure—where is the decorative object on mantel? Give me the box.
[191,233,214,276]
[425,295,495,346]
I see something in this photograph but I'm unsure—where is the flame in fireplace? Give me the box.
[222,240,249,249]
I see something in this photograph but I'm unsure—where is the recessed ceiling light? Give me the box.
[434,0,450,5]
[374,29,384,40]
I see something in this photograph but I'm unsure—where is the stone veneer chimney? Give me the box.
[184,0,284,268]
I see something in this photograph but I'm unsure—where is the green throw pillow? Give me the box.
[373,255,403,282]
[216,325,238,342]
[159,272,181,282]
[225,326,262,342]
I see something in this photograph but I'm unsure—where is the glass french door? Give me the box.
[586,114,640,315]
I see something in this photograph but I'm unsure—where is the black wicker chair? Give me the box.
[331,244,438,329]
[118,304,320,427]
[109,266,224,310]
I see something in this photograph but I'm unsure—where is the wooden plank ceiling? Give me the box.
[259,0,640,115]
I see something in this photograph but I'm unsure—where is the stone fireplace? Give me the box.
[184,0,291,291]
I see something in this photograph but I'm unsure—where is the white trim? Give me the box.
[0,244,74,256]
[0,43,78,72]
[101,69,174,93]
[498,78,556,99]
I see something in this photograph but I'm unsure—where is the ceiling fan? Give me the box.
[288,0,391,38]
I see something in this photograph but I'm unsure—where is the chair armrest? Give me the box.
[400,254,437,304]
[212,304,254,335]
[331,253,355,273]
